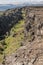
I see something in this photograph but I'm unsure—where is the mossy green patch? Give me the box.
[4,33,24,55]
[4,20,25,55]
[0,11,4,16]
[0,54,4,63]
[22,10,26,18]
[10,20,24,34]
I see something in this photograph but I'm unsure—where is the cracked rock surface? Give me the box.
[4,7,43,65]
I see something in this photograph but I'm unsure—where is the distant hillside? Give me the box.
[0,4,26,11]
[0,4,17,11]
[1,3,43,11]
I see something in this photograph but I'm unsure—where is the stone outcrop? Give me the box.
[0,7,43,65]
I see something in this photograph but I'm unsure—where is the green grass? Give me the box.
[0,54,4,63]
[10,20,24,34]
[0,40,6,63]
[22,10,26,18]
[0,11,4,16]
[4,20,25,55]
[4,33,24,55]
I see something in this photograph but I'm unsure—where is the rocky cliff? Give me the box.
[0,7,43,65]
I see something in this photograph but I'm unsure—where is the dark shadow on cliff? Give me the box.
[0,8,23,40]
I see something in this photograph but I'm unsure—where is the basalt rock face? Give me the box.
[0,7,43,65]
